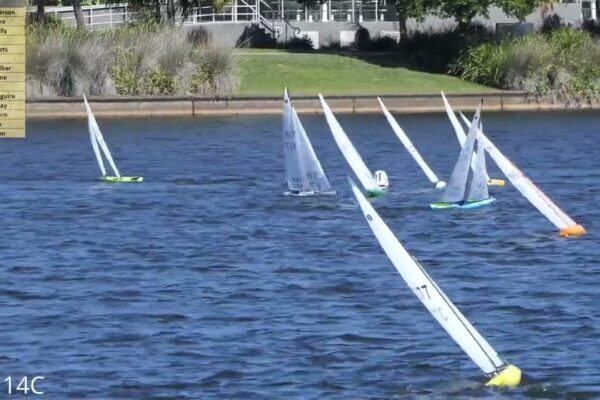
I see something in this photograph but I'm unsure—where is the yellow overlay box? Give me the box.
[0,1,25,138]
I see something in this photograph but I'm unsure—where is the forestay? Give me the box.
[459,112,576,229]
[84,95,121,178]
[350,179,507,375]
[378,97,442,186]
[319,94,378,192]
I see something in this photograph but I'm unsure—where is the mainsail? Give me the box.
[319,94,378,192]
[283,89,333,193]
[441,104,489,203]
[441,92,490,182]
[83,95,120,178]
[349,178,511,377]
[459,112,583,233]
[378,97,444,188]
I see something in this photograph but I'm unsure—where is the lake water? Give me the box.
[1,111,598,398]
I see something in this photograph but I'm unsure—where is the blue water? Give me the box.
[1,111,598,398]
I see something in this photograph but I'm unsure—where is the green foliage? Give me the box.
[398,23,494,73]
[26,23,237,98]
[438,0,542,28]
[191,47,238,97]
[284,36,315,51]
[452,28,600,104]
[354,27,371,50]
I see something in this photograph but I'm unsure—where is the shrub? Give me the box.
[398,23,495,73]
[541,14,562,34]
[354,27,370,50]
[284,36,314,51]
[451,28,600,104]
[367,36,398,52]
[26,22,238,98]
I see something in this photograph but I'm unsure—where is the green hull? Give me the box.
[366,188,387,198]
[101,176,144,183]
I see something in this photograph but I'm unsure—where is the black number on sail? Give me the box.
[284,130,295,139]
[285,142,296,150]
[415,285,431,300]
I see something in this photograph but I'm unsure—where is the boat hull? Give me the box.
[101,176,144,183]
[430,197,496,210]
[366,188,387,198]
[284,190,337,197]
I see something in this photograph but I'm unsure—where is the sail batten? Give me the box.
[319,94,378,192]
[350,179,506,374]
[378,98,441,185]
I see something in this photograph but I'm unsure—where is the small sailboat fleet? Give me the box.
[84,95,143,183]
[276,89,586,386]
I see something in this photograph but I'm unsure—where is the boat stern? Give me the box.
[559,224,586,238]
[486,365,522,387]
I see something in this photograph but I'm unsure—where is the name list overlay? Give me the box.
[0,0,25,138]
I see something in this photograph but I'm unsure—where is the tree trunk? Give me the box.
[154,0,162,22]
[167,0,176,21]
[395,5,408,38]
[36,0,45,25]
[72,0,85,29]
[457,12,476,33]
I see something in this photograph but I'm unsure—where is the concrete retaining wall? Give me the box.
[26,92,600,119]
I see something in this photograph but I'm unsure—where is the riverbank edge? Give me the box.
[26,91,597,119]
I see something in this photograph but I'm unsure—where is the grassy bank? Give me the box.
[235,49,494,96]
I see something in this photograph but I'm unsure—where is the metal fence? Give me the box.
[36,0,388,30]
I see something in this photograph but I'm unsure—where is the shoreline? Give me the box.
[26,92,599,119]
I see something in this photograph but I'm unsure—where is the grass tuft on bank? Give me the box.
[26,23,237,98]
[234,49,494,96]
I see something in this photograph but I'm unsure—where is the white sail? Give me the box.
[441,104,483,203]
[441,92,490,182]
[282,90,304,191]
[85,97,106,176]
[319,94,378,192]
[466,137,490,201]
[459,113,576,229]
[350,179,507,375]
[83,95,120,178]
[378,97,442,186]
[283,89,333,193]
[292,109,334,192]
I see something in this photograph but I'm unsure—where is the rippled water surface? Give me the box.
[1,111,599,398]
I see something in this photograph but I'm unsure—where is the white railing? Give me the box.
[30,0,387,30]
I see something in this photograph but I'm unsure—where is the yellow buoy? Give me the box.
[486,365,522,387]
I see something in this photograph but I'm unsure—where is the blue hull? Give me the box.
[430,197,496,210]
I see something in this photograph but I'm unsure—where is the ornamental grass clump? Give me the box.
[451,28,600,105]
[26,23,238,98]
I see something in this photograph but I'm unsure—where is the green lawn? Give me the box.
[235,49,494,96]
